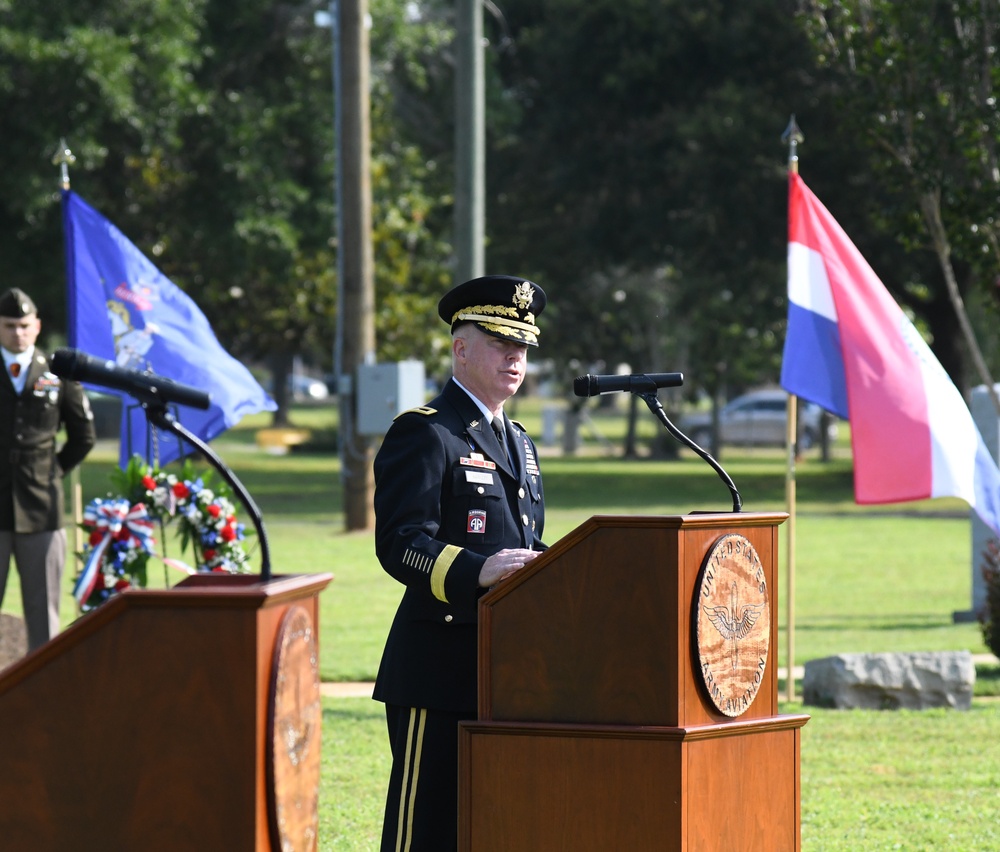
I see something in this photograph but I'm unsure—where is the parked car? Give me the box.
[290,374,329,401]
[262,373,331,402]
[679,389,837,449]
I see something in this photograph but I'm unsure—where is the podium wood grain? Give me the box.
[459,716,807,851]
[461,513,806,851]
[0,572,331,852]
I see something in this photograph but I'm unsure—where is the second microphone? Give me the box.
[573,372,684,397]
[50,349,212,410]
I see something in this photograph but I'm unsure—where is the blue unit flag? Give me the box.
[61,189,276,468]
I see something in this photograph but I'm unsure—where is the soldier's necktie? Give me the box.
[492,418,509,463]
[8,363,19,379]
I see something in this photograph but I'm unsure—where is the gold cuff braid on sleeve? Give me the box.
[430,544,462,603]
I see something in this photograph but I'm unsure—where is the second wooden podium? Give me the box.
[0,572,331,851]
[458,512,808,851]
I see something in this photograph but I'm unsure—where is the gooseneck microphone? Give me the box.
[50,348,212,410]
[570,367,741,512]
[573,372,684,397]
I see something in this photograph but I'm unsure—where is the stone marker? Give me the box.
[803,651,975,710]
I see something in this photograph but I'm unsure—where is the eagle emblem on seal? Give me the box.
[704,581,766,670]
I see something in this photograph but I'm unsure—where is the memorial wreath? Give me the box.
[75,455,252,611]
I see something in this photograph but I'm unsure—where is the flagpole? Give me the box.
[781,115,803,703]
[53,139,75,191]
[53,140,85,613]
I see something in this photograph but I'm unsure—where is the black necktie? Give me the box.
[492,418,509,463]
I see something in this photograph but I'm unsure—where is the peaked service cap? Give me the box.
[0,288,38,319]
[438,275,546,346]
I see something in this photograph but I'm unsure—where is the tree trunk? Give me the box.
[919,190,1000,414]
[623,393,639,458]
[270,351,293,427]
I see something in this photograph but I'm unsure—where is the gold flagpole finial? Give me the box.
[781,115,804,175]
[52,138,76,190]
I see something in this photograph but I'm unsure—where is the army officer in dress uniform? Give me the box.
[0,288,95,651]
[373,275,548,852]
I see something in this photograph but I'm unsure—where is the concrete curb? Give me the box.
[321,681,374,698]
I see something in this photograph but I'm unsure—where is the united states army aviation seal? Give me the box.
[695,533,770,717]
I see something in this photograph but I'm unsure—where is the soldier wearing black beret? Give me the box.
[373,274,548,851]
[0,288,96,651]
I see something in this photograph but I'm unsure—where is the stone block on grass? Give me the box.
[803,651,974,710]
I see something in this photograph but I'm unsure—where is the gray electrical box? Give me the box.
[357,360,427,436]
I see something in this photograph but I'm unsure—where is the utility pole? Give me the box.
[454,0,485,283]
[339,0,375,530]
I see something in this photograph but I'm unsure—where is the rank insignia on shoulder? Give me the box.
[395,405,437,420]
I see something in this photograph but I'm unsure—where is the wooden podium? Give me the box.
[458,513,808,851]
[0,572,332,852]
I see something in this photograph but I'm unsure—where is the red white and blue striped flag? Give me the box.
[780,172,1000,536]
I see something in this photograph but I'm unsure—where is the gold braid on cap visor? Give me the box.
[452,306,539,337]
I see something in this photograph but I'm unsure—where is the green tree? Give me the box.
[0,0,206,331]
[0,0,457,423]
[480,0,835,401]
[167,0,457,416]
[800,0,1000,400]
[368,0,456,375]
[160,0,340,420]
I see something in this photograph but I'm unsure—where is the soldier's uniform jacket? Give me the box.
[0,350,96,533]
[372,379,545,713]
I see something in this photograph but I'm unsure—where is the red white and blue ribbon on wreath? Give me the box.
[73,499,157,604]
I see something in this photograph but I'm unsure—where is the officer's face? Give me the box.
[0,314,41,354]
[453,326,528,413]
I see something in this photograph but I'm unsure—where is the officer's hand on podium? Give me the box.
[479,548,540,587]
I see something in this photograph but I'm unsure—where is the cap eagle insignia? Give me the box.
[512,281,535,310]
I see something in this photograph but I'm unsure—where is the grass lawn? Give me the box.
[4,399,998,850]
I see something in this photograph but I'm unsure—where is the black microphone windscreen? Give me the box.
[572,375,593,397]
[50,347,212,410]
[50,349,81,379]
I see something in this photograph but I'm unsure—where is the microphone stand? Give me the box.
[142,401,272,581]
[636,391,743,513]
